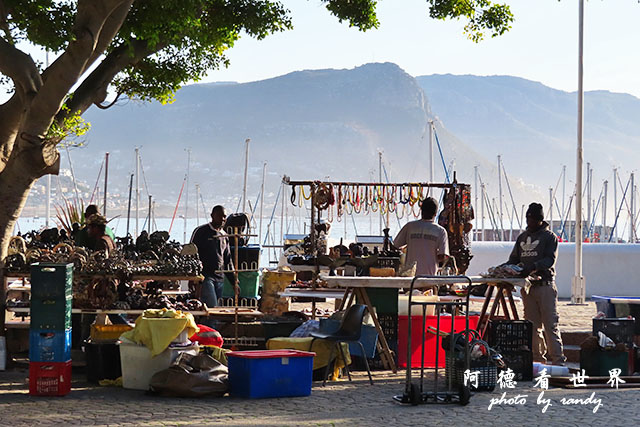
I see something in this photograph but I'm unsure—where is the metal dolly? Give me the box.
[394,275,475,406]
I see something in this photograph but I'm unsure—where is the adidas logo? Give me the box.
[520,236,539,257]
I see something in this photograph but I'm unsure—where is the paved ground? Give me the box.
[1,368,638,426]
[0,300,611,426]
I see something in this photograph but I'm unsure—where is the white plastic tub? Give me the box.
[398,295,439,316]
[118,338,198,390]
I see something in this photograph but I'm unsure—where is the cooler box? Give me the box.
[398,315,479,368]
[228,350,315,398]
[223,271,260,298]
[30,263,73,300]
[118,339,198,390]
[29,360,72,396]
[29,329,72,362]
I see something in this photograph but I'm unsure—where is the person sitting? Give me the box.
[85,214,115,255]
[75,204,115,248]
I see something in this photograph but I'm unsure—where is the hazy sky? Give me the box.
[203,0,640,98]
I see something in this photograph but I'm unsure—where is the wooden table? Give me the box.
[320,275,529,371]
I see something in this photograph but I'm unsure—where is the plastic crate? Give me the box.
[84,340,122,383]
[488,320,533,352]
[593,318,635,346]
[230,245,261,270]
[228,350,315,398]
[592,295,616,318]
[90,324,133,342]
[359,288,398,315]
[499,350,533,381]
[375,257,401,271]
[30,296,72,330]
[29,360,72,396]
[29,329,72,362]
[580,349,629,377]
[613,302,640,334]
[319,319,379,358]
[398,315,480,369]
[445,353,497,391]
[223,271,260,298]
[30,263,73,300]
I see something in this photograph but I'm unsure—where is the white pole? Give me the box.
[602,180,608,241]
[242,138,250,214]
[630,173,635,243]
[135,148,139,238]
[474,166,479,241]
[280,179,285,247]
[549,187,554,234]
[196,184,200,226]
[498,155,504,240]
[614,168,618,242]
[379,151,383,235]
[184,148,191,244]
[480,183,486,241]
[572,0,586,304]
[259,162,266,246]
[429,120,434,189]
[562,165,566,218]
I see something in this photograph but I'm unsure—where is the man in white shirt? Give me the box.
[394,197,449,275]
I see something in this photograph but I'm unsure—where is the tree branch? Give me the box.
[0,94,24,174]
[0,1,14,45]
[61,39,157,121]
[0,38,42,98]
[21,0,131,149]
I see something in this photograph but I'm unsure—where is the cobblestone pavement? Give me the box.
[1,368,638,426]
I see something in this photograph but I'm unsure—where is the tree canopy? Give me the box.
[0,0,513,258]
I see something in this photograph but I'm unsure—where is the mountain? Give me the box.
[38,63,489,215]
[416,74,640,188]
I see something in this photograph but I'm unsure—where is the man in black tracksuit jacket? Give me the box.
[508,202,566,365]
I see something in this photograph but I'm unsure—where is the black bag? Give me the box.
[224,213,250,246]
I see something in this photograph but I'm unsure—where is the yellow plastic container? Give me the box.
[398,295,439,316]
[91,324,133,342]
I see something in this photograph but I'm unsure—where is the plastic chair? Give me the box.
[310,304,374,386]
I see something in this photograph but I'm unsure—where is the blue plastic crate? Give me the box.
[592,295,616,318]
[228,350,315,398]
[318,319,379,358]
[29,329,72,362]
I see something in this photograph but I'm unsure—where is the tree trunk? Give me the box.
[0,153,40,262]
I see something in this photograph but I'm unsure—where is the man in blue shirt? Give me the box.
[190,205,234,307]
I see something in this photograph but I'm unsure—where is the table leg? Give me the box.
[355,288,396,373]
[506,288,520,320]
[477,285,495,336]
[481,288,503,338]
[498,286,511,319]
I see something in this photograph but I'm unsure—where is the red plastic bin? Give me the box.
[398,315,479,368]
[29,360,72,396]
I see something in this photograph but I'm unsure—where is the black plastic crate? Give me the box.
[229,245,260,270]
[30,263,73,300]
[446,353,497,391]
[592,318,635,346]
[375,257,400,271]
[370,313,397,369]
[488,320,532,352]
[84,340,122,383]
[30,296,72,330]
[500,350,533,381]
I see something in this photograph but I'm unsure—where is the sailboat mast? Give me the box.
[103,152,109,216]
[242,138,250,214]
[135,148,140,238]
[184,148,191,243]
[259,162,266,245]
[498,155,504,240]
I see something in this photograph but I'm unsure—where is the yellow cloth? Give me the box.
[98,377,123,387]
[266,337,351,370]
[120,310,199,357]
[200,345,230,366]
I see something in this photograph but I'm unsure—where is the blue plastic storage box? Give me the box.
[29,329,72,362]
[228,350,315,398]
